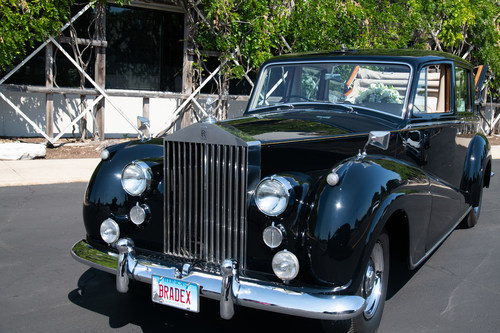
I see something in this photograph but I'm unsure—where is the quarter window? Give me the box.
[455,66,472,113]
[413,64,451,114]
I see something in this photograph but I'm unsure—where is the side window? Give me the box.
[413,64,451,114]
[455,66,472,112]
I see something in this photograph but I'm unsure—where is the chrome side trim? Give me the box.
[71,239,366,321]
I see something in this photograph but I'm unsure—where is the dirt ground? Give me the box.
[1,135,499,159]
[0,137,130,159]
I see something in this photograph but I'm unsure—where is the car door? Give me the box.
[400,62,468,250]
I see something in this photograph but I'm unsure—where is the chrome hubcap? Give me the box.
[363,241,384,319]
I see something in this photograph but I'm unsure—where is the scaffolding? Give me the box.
[0,1,252,145]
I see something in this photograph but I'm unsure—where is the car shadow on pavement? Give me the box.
[68,268,316,332]
[387,258,418,300]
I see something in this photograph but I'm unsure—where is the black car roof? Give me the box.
[264,49,470,68]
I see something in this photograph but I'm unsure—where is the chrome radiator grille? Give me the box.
[164,140,248,268]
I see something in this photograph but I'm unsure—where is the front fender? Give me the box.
[306,156,429,289]
[83,138,165,251]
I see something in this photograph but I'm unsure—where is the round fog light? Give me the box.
[272,250,299,281]
[100,218,120,244]
[130,203,150,225]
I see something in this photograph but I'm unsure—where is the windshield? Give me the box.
[248,62,411,117]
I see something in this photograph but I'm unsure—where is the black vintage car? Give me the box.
[72,50,492,332]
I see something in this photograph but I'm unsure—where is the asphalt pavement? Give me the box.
[0,146,499,332]
[0,161,498,332]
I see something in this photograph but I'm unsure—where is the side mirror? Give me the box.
[137,116,151,142]
[367,131,391,150]
[359,131,391,158]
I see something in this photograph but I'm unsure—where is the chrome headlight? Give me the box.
[255,176,293,216]
[121,161,152,196]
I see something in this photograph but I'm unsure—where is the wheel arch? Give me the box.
[461,134,491,207]
[305,156,428,289]
[384,209,410,266]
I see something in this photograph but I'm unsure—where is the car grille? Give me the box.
[164,139,248,269]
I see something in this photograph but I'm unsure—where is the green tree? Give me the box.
[191,0,499,98]
[416,0,500,96]
[288,0,420,51]
[0,0,72,70]
[0,0,132,72]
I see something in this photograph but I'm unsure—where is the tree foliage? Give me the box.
[0,0,72,70]
[0,0,132,72]
[190,0,500,96]
[1,0,499,96]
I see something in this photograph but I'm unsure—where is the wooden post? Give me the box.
[180,12,194,129]
[94,1,106,140]
[45,42,54,140]
[143,97,150,119]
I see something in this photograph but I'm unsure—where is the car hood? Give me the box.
[219,109,399,145]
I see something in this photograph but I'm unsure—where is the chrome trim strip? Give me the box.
[71,239,366,321]
[403,119,467,130]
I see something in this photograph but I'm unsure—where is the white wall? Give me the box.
[0,91,96,138]
[0,91,248,138]
[0,91,181,138]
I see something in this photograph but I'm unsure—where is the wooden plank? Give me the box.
[56,36,108,47]
[143,97,150,119]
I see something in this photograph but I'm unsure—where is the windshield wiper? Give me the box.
[326,102,355,113]
[254,103,295,112]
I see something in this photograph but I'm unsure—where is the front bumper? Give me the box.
[71,238,366,321]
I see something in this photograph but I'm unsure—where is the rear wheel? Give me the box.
[322,230,390,333]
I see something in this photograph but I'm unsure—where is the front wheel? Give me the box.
[322,230,390,333]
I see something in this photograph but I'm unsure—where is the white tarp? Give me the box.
[0,143,46,160]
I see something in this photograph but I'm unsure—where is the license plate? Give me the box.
[151,275,200,312]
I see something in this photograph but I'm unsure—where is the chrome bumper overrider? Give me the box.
[71,238,366,320]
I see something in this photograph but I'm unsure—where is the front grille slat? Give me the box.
[165,139,248,268]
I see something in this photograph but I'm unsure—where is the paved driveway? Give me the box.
[0,160,498,332]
